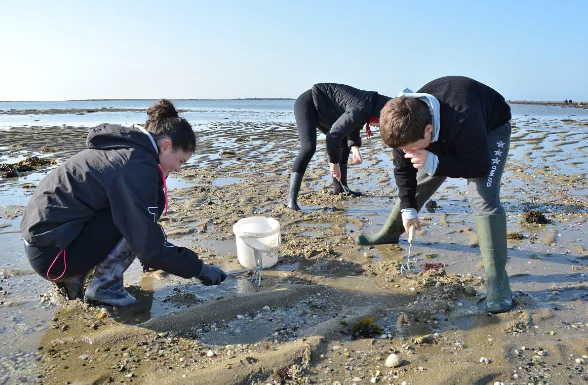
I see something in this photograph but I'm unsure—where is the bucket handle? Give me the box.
[237,225,280,239]
[241,234,281,253]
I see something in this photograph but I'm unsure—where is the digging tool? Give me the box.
[400,225,415,276]
[335,177,353,196]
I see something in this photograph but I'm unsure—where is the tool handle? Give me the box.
[408,225,415,243]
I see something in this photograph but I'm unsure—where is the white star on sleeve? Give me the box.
[497,141,505,148]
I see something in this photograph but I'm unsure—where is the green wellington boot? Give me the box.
[355,200,405,245]
[475,214,513,313]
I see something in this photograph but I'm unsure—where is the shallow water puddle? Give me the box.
[211,176,244,187]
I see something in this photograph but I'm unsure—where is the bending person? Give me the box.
[356,76,513,313]
[286,83,391,210]
[21,99,227,306]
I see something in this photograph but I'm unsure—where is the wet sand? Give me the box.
[0,115,587,385]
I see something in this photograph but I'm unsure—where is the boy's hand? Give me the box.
[330,163,341,180]
[403,218,421,233]
[404,150,429,169]
[350,146,362,165]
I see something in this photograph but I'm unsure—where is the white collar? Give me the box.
[134,125,159,154]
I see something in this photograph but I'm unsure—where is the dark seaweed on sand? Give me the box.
[0,156,56,178]
[351,317,383,339]
[522,210,550,224]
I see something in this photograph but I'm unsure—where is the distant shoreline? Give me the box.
[0,98,296,103]
[507,100,586,108]
[0,100,587,115]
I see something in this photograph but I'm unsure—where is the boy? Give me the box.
[356,76,513,313]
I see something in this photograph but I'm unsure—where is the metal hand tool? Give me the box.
[400,225,415,276]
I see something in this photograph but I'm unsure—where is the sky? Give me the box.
[1,0,587,101]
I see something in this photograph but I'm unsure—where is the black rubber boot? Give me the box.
[54,275,86,300]
[332,177,344,195]
[332,164,361,196]
[286,172,303,211]
[85,239,137,306]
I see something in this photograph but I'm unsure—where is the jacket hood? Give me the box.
[397,88,441,143]
[86,124,159,158]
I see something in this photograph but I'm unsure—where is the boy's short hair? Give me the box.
[379,97,432,148]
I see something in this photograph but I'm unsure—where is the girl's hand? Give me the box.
[330,163,341,180]
[350,146,362,165]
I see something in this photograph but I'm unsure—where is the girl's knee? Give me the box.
[299,142,316,156]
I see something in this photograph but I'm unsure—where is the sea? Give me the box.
[1,99,588,129]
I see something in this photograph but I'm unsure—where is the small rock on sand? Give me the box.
[385,353,402,367]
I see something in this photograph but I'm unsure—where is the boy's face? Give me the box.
[400,124,433,152]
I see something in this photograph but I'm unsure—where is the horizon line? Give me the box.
[0,97,297,103]
[0,98,586,104]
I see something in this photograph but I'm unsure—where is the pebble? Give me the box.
[263,306,271,312]
[236,314,244,319]
[385,353,402,368]
[479,357,490,364]
[464,286,476,295]
[370,377,379,383]
[351,377,362,382]
[206,350,216,357]
[79,354,89,360]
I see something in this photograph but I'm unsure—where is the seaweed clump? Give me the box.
[351,317,383,339]
[507,231,524,240]
[522,210,550,224]
[425,199,438,212]
[0,157,56,178]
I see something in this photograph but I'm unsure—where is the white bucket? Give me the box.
[233,216,281,269]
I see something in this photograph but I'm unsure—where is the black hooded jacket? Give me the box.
[20,124,203,278]
[311,83,391,164]
[392,76,512,211]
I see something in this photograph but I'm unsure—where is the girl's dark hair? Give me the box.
[145,99,196,153]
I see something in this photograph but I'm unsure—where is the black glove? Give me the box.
[196,264,227,286]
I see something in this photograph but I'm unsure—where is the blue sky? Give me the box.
[1,0,586,101]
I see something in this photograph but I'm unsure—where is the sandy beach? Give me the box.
[0,107,587,385]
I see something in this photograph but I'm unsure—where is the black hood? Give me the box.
[86,124,158,160]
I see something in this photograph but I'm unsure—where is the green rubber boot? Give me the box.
[355,200,405,245]
[475,214,513,313]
